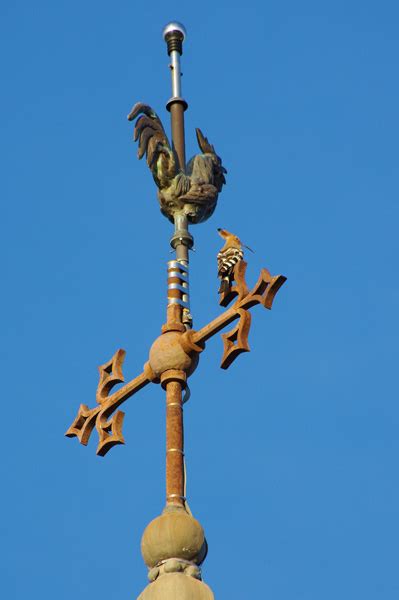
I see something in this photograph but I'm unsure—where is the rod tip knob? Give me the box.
[163,22,186,54]
[163,21,186,41]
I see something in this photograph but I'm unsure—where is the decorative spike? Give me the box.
[196,128,215,154]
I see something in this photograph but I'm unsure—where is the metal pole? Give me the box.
[162,23,192,506]
[165,380,185,506]
[163,22,193,327]
[163,22,187,172]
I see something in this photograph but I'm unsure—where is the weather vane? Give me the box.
[66,22,286,599]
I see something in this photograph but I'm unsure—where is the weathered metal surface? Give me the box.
[127,103,226,224]
[165,379,185,506]
[149,332,199,378]
[65,261,285,454]
[65,352,155,456]
[169,101,186,172]
[167,260,190,320]
[193,261,286,368]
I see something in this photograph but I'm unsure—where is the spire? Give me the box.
[65,21,286,600]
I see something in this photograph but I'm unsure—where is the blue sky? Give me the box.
[1,1,398,598]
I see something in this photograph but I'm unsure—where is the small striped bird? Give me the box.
[217,228,253,293]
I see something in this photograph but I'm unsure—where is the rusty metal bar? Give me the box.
[162,23,190,507]
[169,101,186,172]
[165,380,185,505]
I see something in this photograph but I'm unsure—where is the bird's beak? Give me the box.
[244,244,254,253]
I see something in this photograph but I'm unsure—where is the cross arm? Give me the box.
[65,350,157,456]
[65,262,286,457]
[190,262,286,369]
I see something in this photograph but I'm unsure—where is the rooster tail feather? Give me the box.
[128,102,177,188]
[196,128,215,154]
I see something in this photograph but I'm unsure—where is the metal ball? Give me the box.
[162,21,186,41]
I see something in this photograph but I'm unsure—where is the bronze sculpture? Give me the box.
[128,103,226,224]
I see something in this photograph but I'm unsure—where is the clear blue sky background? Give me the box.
[1,1,398,598]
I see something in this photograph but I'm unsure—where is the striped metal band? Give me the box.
[168,260,189,273]
[166,494,186,501]
[168,283,189,293]
[167,297,190,308]
[168,270,189,282]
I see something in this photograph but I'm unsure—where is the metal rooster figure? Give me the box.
[66,22,286,600]
[128,103,226,224]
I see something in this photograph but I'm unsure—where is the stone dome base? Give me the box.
[138,573,214,600]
